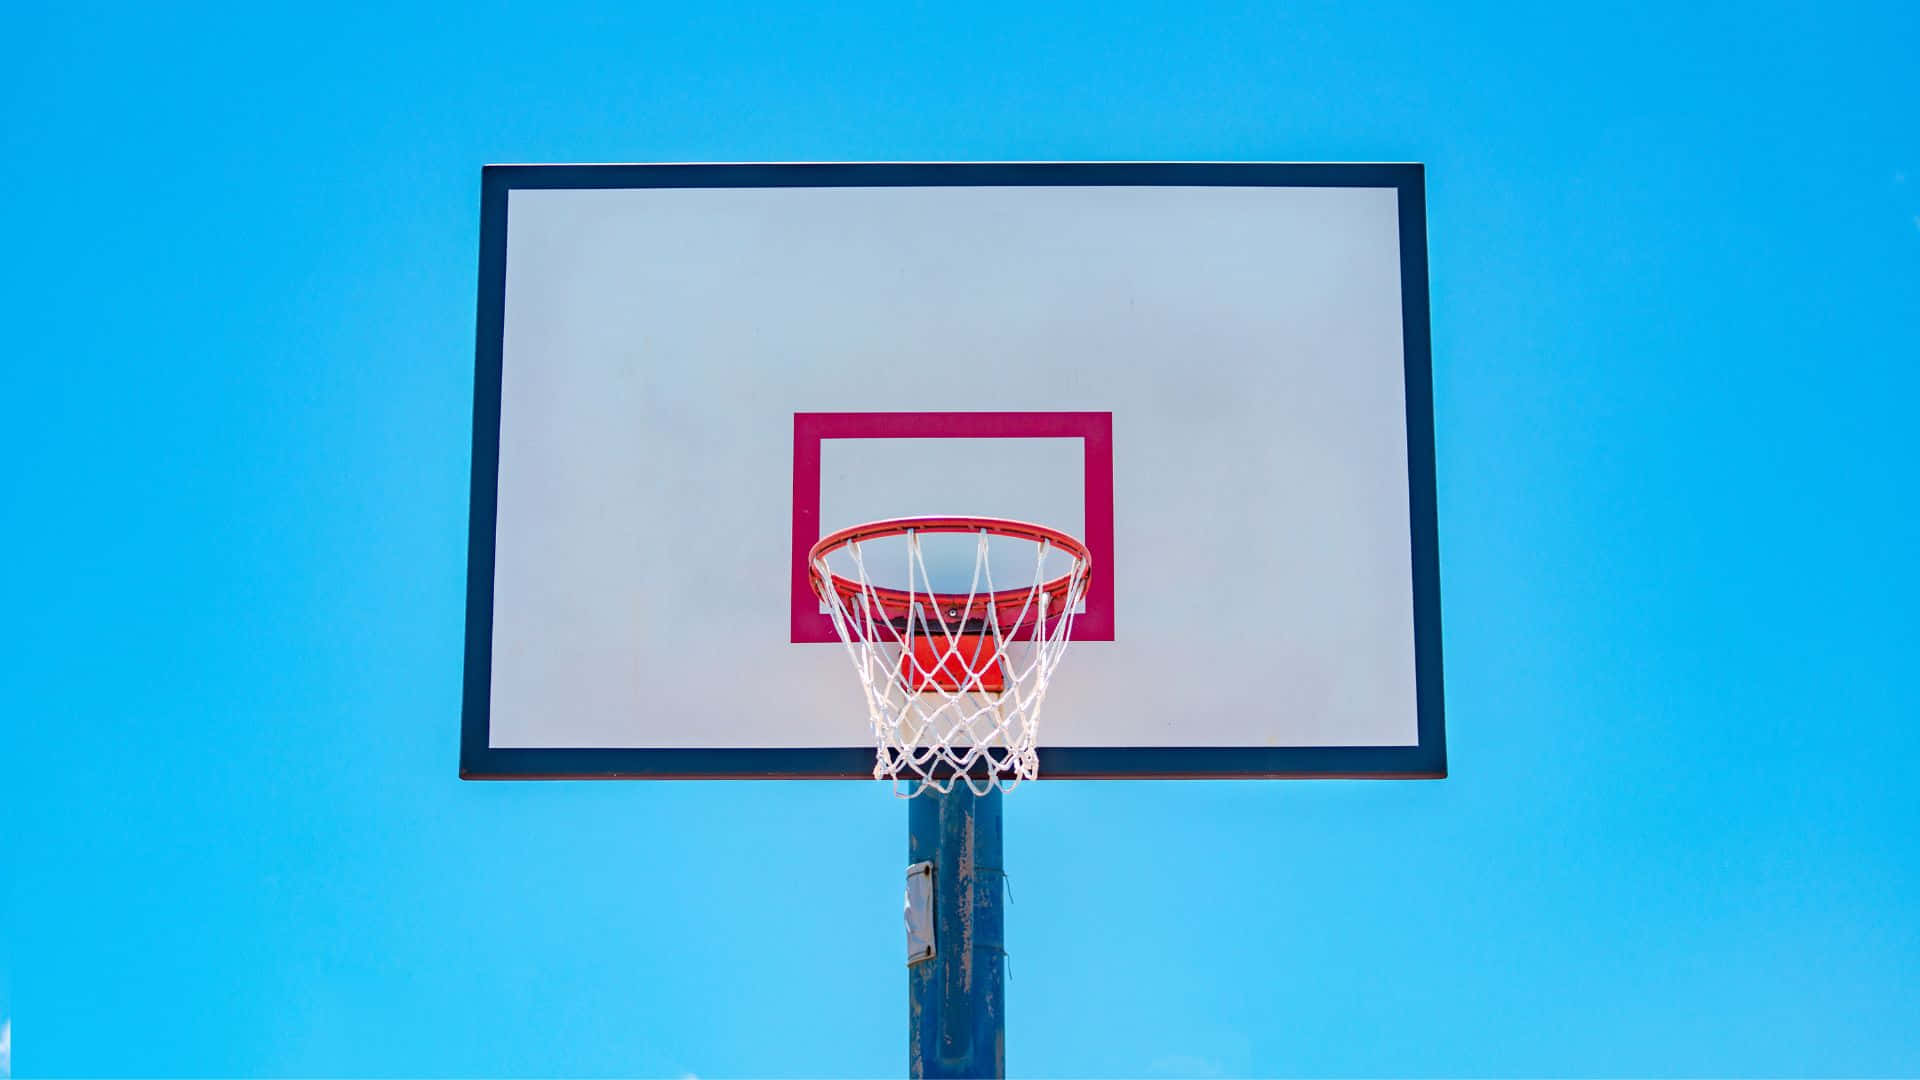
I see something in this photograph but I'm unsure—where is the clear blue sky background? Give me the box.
[6,1,1918,1076]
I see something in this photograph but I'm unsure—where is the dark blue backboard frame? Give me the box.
[461,162,1444,781]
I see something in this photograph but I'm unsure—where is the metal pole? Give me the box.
[908,786,1005,1078]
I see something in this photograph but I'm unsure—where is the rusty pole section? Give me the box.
[908,787,1005,1078]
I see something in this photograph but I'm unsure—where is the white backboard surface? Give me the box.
[463,163,1443,780]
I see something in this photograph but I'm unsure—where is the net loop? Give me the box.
[808,517,1092,796]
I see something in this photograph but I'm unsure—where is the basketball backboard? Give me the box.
[460,162,1443,781]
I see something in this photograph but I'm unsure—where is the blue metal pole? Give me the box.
[908,786,1006,1078]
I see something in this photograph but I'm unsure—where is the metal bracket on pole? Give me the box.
[906,860,935,966]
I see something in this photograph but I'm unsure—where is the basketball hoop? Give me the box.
[808,516,1093,796]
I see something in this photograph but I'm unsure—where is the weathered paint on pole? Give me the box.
[908,787,1006,1078]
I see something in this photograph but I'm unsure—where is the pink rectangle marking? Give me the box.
[791,411,1115,643]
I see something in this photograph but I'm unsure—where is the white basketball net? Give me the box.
[812,525,1091,796]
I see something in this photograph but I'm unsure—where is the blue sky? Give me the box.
[5,0,1918,1075]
